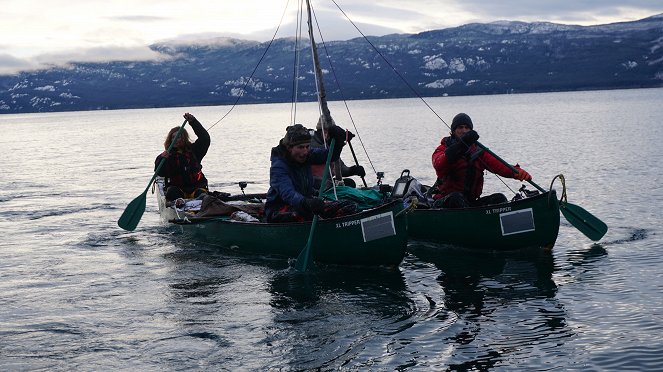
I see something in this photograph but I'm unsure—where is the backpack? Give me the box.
[392,169,429,206]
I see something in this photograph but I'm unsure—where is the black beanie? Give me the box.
[450,113,473,132]
[281,124,311,147]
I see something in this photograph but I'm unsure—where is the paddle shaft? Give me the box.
[295,138,336,272]
[347,140,368,187]
[475,141,546,193]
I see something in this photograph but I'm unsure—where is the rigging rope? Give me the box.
[201,0,526,195]
[290,0,305,125]
[330,0,450,130]
[310,4,378,175]
[307,1,325,129]
[206,0,293,131]
[330,0,531,194]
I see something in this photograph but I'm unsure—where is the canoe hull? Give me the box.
[157,183,407,266]
[408,191,560,250]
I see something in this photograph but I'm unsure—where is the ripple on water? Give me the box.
[588,345,663,371]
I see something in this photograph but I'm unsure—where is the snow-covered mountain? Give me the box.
[1,14,661,114]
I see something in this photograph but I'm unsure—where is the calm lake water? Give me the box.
[1,88,662,370]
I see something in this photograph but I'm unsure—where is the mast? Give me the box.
[305,0,332,127]
[305,0,343,184]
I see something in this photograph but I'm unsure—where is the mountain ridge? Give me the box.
[1,14,662,114]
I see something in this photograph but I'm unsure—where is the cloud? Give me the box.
[449,0,663,24]
[0,46,169,76]
[0,54,37,75]
[106,15,170,22]
[36,45,167,63]
[1,0,661,76]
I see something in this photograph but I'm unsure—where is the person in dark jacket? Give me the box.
[431,112,531,208]
[264,123,352,222]
[310,115,365,189]
[155,113,210,203]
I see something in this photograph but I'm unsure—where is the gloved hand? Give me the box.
[303,197,325,214]
[327,125,347,143]
[460,130,479,147]
[349,165,366,177]
[183,112,199,125]
[515,168,531,181]
[444,142,465,162]
[346,130,355,141]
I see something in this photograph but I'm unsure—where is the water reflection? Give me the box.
[410,243,558,313]
[161,239,422,369]
[268,265,409,310]
[601,227,649,246]
[267,266,418,369]
[566,243,608,268]
[409,242,570,370]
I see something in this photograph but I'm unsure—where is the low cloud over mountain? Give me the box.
[1,14,661,114]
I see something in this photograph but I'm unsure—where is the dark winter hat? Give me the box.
[282,124,312,147]
[450,113,473,132]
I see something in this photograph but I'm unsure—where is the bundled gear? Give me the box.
[320,199,358,218]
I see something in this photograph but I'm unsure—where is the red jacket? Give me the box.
[432,136,516,201]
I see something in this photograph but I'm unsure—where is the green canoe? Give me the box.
[407,190,560,250]
[156,180,408,267]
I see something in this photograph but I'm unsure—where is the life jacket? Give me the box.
[436,137,484,200]
[163,150,207,191]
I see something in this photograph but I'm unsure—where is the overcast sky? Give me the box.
[1,0,661,75]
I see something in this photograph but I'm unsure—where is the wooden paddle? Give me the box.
[295,138,336,272]
[117,120,187,231]
[475,141,608,241]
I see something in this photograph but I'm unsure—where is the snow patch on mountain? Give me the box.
[423,55,447,70]
[448,58,466,73]
[34,85,56,92]
[424,78,459,88]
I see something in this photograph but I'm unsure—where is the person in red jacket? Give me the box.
[431,113,531,208]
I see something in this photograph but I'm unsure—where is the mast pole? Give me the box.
[305,0,342,186]
[305,0,332,126]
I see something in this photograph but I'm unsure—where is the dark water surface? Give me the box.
[2,88,662,370]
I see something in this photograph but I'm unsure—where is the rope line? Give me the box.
[311,5,378,175]
[330,0,450,130]
[330,0,532,194]
[290,0,305,125]
[207,0,292,131]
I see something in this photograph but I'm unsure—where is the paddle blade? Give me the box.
[560,201,608,241]
[117,193,147,231]
[295,215,319,272]
[295,242,312,272]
